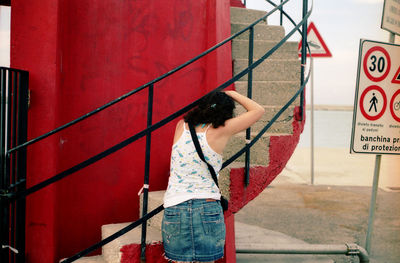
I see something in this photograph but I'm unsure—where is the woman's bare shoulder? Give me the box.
[173,119,185,144]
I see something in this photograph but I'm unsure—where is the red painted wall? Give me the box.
[11,0,61,261]
[11,0,232,261]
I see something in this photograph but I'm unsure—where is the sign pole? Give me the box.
[364,33,396,256]
[365,154,382,254]
[310,56,315,185]
[298,25,331,186]
[389,32,395,43]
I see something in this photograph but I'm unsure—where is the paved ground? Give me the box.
[234,147,400,263]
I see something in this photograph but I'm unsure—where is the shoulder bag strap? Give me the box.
[188,123,219,188]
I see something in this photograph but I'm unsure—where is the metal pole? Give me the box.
[236,243,369,263]
[141,84,154,262]
[245,26,254,187]
[310,56,314,185]
[15,71,28,263]
[365,154,381,254]
[365,32,395,255]
[0,68,8,263]
[389,32,395,44]
[299,0,308,120]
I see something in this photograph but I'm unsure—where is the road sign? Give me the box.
[351,39,400,155]
[363,46,391,82]
[381,0,400,36]
[392,66,400,84]
[298,22,332,58]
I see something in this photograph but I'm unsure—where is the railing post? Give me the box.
[11,71,18,263]
[280,0,283,26]
[15,71,28,263]
[0,68,9,263]
[300,0,308,120]
[5,70,12,263]
[0,69,28,263]
[140,84,154,262]
[245,26,254,186]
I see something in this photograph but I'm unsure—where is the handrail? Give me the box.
[7,0,291,155]
[60,2,314,261]
[5,0,299,201]
[59,72,313,263]
[236,243,369,263]
[3,1,314,262]
[15,8,310,200]
[59,60,313,263]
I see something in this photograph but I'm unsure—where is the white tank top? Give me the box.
[163,123,222,208]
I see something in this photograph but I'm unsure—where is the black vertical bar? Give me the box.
[10,71,18,263]
[0,69,5,183]
[245,26,254,187]
[15,71,28,263]
[141,84,153,262]
[6,70,12,262]
[280,0,283,26]
[0,68,9,263]
[300,0,308,120]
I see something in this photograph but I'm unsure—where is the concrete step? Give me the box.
[235,105,295,134]
[102,223,161,263]
[234,81,300,106]
[230,7,268,25]
[219,161,251,202]
[231,23,284,41]
[233,58,301,81]
[232,40,299,60]
[61,256,107,263]
[223,133,271,165]
[139,190,164,230]
[60,255,107,263]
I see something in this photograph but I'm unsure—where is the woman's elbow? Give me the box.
[256,106,265,120]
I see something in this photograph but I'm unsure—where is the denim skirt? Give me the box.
[162,199,226,262]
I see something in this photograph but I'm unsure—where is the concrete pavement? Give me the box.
[234,147,400,263]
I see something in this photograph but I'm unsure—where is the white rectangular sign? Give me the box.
[351,39,400,155]
[381,0,400,35]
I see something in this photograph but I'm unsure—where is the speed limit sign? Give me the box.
[351,39,400,155]
[363,46,391,82]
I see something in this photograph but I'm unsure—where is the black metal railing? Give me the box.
[1,1,312,262]
[0,67,29,263]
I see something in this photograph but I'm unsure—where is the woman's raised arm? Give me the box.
[220,90,265,136]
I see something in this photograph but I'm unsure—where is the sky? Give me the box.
[0,2,397,106]
[246,0,396,106]
[0,6,10,67]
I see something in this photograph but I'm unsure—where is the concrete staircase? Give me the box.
[225,6,300,163]
[67,7,305,263]
[217,6,301,208]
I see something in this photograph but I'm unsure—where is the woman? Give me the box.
[162,90,264,263]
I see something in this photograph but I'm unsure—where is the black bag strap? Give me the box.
[188,123,219,188]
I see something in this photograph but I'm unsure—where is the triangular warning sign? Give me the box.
[392,66,400,84]
[298,22,332,58]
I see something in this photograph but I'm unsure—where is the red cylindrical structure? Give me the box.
[11,0,232,261]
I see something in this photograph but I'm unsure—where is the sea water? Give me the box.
[298,110,354,148]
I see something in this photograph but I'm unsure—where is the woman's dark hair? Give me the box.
[184,91,235,128]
